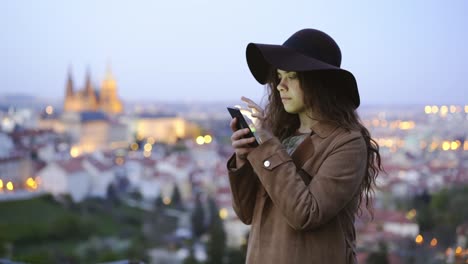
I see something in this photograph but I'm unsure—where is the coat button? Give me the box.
[263,160,271,168]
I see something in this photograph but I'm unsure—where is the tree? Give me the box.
[129,189,142,201]
[429,185,468,247]
[225,247,245,264]
[366,241,389,264]
[171,184,183,209]
[154,195,164,211]
[182,243,200,264]
[416,205,434,232]
[205,197,226,264]
[191,194,207,240]
[411,189,433,232]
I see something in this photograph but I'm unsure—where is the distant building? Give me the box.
[0,130,53,192]
[37,108,65,133]
[356,209,419,252]
[64,112,130,154]
[0,152,34,192]
[0,132,14,157]
[83,155,116,198]
[133,113,198,144]
[38,65,201,153]
[38,157,91,202]
[63,66,123,115]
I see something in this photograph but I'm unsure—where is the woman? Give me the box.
[227,29,382,263]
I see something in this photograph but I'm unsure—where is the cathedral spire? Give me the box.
[84,67,94,97]
[84,67,98,111]
[100,62,123,114]
[65,66,74,97]
[102,63,117,91]
[106,62,113,80]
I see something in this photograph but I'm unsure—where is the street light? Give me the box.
[415,234,424,245]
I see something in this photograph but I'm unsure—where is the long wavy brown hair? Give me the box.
[263,69,383,216]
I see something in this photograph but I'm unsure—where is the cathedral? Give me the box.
[63,67,123,115]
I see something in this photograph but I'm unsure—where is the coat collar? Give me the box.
[310,120,339,138]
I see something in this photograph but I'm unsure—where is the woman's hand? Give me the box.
[241,96,273,144]
[230,118,257,168]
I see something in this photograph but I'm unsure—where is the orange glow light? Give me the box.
[6,181,14,191]
[440,105,448,115]
[130,143,139,151]
[144,143,152,152]
[26,177,38,190]
[442,141,451,151]
[70,147,80,158]
[415,234,424,244]
[204,135,212,144]
[219,208,228,220]
[26,177,34,185]
[451,141,460,150]
[163,197,171,205]
[424,105,432,114]
[399,121,415,130]
[196,136,205,145]
[406,209,417,220]
[430,238,438,247]
[450,105,457,113]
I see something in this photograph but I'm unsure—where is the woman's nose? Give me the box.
[277,79,288,92]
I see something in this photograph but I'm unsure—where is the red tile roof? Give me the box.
[86,157,114,171]
[56,157,85,174]
[373,209,414,224]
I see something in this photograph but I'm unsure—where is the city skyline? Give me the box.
[1,0,468,105]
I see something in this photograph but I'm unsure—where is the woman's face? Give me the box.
[276,69,307,114]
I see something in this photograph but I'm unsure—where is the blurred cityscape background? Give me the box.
[1,1,467,264]
[0,88,467,264]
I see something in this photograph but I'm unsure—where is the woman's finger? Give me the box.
[231,128,252,141]
[232,137,256,148]
[241,96,259,108]
[251,112,265,120]
[230,117,238,132]
[241,96,263,113]
[249,105,264,116]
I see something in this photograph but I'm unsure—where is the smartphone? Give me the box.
[227,107,259,147]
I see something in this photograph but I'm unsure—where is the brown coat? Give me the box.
[227,121,367,264]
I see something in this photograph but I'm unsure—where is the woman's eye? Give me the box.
[288,74,297,80]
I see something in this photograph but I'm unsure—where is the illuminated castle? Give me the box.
[64,66,123,115]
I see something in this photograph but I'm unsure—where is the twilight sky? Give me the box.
[1,0,467,105]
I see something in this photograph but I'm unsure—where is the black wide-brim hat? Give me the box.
[246,28,360,108]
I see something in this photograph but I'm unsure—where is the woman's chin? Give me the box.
[284,108,297,114]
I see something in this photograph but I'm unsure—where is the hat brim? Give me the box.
[246,43,360,108]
